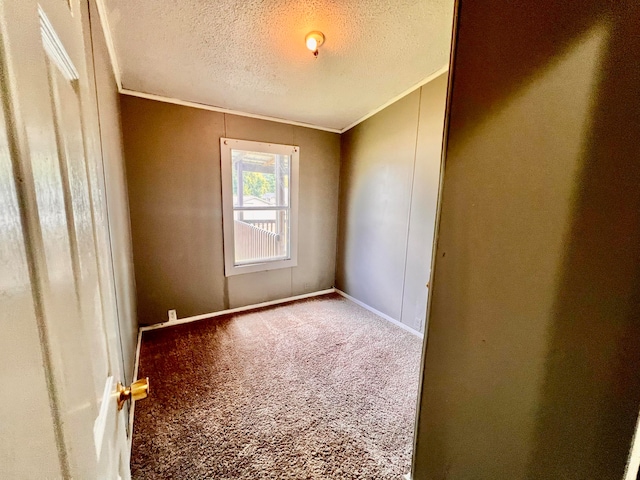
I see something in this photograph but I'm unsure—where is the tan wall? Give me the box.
[336,74,447,332]
[87,1,138,382]
[120,96,340,324]
[413,1,640,479]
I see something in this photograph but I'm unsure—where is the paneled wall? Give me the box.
[336,74,448,332]
[120,96,340,324]
[413,1,640,478]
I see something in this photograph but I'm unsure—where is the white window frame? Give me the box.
[220,137,299,277]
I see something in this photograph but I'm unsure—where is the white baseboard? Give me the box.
[139,288,336,332]
[334,289,423,339]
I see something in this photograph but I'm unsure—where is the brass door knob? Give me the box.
[117,377,150,410]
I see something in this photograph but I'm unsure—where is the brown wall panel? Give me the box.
[413,1,640,478]
[402,75,448,331]
[336,76,447,332]
[120,96,340,324]
[337,90,420,321]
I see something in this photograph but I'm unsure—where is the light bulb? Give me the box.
[306,37,318,52]
[305,31,325,57]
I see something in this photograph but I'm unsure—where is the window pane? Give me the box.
[233,209,290,264]
[231,149,290,208]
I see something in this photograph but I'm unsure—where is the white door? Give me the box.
[0,0,131,478]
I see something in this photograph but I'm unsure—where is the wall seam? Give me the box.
[333,133,344,291]
[221,113,230,309]
[292,122,295,298]
[399,87,423,327]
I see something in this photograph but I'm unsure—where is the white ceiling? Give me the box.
[102,0,453,131]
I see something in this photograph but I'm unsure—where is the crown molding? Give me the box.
[339,64,449,133]
[119,89,343,133]
[94,2,448,135]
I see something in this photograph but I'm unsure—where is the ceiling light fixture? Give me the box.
[305,31,325,58]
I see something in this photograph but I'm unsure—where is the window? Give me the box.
[220,138,299,276]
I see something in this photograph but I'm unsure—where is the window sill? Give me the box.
[224,257,297,277]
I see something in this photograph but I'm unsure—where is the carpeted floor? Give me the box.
[131,293,423,479]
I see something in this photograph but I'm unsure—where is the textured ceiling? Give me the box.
[103,0,454,131]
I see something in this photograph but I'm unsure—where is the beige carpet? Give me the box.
[131,293,422,479]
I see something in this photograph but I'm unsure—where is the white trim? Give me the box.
[624,409,640,480]
[39,6,79,81]
[127,329,142,455]
[94,0,122,88]
[335,289,423,339]
[139,289,336,332]
[118,67,448,135]
[220,138,299,276]
[119,89,342,133]
[92,4,447,135]
[403,473,412,480]
[340,64,449,133]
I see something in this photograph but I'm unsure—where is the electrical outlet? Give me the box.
[168,309,177,322]
[303,282,311,290]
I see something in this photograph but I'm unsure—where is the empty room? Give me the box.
[116,1,452,477]
[3,0,640,479]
